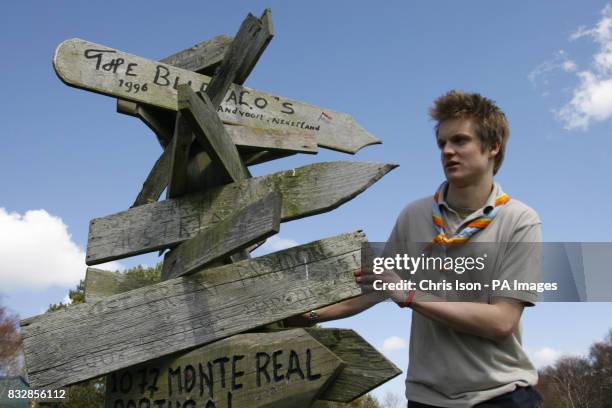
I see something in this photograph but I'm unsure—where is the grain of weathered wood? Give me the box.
[306,328,402,402]
[206,11,272,107]
[104,329,342,408]
[178,85,250,183]
[54,38,381,153]
[21,231,366,389]
[234,9,274,85]
[160,192,281,280]
[86,161,396,265]
[160,34,233,75]
[227,124,317,154]
[166,112,193,198]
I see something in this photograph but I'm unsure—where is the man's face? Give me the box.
[436,118,499,186]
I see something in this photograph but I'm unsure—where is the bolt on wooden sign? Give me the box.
[21,8,401,407]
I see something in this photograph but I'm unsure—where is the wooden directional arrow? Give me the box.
[21,231,365,389]
[104,329,343,408]
[86,161,396,265]
[82,272,402,404]
[205,10,273,108]
[53,38,380,153]
[161,34,233,76]
[306,328,402,402]
[160,192,281,280]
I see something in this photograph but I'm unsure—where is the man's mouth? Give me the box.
[445,161,460,169]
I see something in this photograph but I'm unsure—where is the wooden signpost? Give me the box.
[53,39,380,154]
[104,329,344,408]
[22,8,402,407]
[86,161,396,265]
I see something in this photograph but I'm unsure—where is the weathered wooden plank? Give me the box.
[104,329,342,408]
[54,38,381,153]
[206,11,272,107]
[306,328,402,402]
[166,112,193,199]
[228,124,317,154]
[161,192,281,280]
[234,9,274,86]
[21,231,366,389]
[86,161,396,265]
[160,34,233,76]
[178,85,250,184]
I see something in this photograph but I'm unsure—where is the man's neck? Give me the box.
[446,176,494,211]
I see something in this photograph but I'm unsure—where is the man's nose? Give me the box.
[442,143,455,156]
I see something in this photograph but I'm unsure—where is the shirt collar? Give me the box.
[437,182,501,215]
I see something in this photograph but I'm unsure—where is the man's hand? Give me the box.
[354,266,409,305]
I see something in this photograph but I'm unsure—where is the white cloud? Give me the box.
[528,49,577,87]
[0,208,122,291]
[526,346,569,369]
[381,336,408,354]
[255,235,299,255]
[556,4,612,129]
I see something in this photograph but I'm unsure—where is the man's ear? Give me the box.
[488,141,501,158]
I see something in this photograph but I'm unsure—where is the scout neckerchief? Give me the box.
[432,183,510,246]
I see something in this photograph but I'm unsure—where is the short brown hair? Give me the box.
[429,90,510,174]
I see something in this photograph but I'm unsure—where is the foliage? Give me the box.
[537,328,612,408]
[0,303,23,375]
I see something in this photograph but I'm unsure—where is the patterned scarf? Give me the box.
[432,183,510,246]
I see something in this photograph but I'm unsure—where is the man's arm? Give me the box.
[284,290,387,326]
[358,269,524,342]
[409,297,524,342]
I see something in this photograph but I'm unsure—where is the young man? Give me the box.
[287,91,543,407]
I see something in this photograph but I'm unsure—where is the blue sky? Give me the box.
[2,1,612,402]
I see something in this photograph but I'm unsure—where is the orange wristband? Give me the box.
[399,290,416,308]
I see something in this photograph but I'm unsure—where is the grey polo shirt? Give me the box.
[386,182,542,407]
